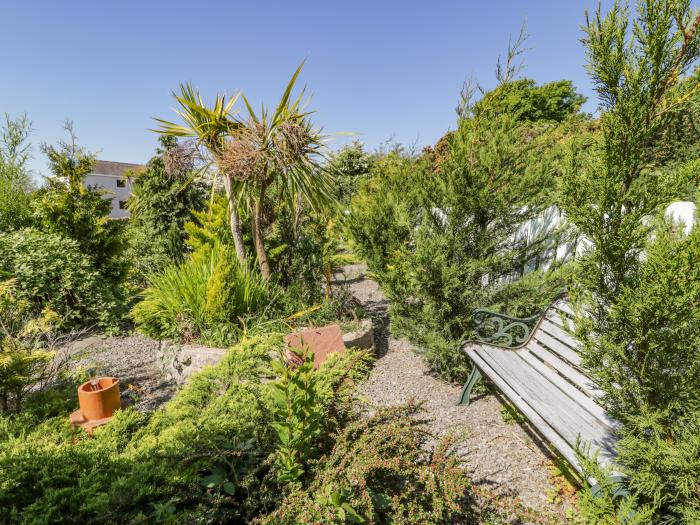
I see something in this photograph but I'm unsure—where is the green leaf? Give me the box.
[201,467,225,488]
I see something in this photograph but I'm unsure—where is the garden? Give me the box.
[1,1,699,523]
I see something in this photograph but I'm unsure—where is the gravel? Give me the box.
[334,263,572,521]
[58,263,572,520]
[60,334,177,413]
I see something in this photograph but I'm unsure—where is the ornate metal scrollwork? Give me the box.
[472,309,542,348]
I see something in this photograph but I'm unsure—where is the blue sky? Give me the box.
[1,1,613,179]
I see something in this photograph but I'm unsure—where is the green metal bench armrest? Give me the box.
[472,309,543,349]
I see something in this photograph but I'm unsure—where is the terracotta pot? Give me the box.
[77,377,121,421]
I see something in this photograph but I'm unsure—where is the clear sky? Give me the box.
[1,0,613,179]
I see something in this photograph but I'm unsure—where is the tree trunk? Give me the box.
[222,175,246,264]
[252,181,271,279]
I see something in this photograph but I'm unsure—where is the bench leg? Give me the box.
[456,367,481,406]
[590,475,635,522]
[590,475,629,500]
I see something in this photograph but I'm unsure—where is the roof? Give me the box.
[91,160,143,177]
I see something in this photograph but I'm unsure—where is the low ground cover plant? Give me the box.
[0,335,477,524]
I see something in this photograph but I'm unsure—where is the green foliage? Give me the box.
[261,403,472,524]
[346,152,418,273]
[0,229,120,330]
[32,125,126,285]
[474,78,587,123]
[576,222,700,417]
[184,192,234,255]
[0,334,387,524]
[559,1,700,522]
[327,140,373,204]
[573,443,653,525]
[0,280,56,413]
[125,136,206,286]
[269,352,323,483]
[361,106,567,381]
[616,409,700,523]
[0,114,33,232]
[0,335,279,524]
[132,243,268,344]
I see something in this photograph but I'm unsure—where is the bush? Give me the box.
[0,114,33,232]
[0,229,120,330]
[132,243,268,344]
[327,140,373,205]
[125,136,206,287]
[347,152,418,273]
[0,335,280,524]
[557,2,700,522]
[0,280,56,413]
[261,403,472,524]
[0,335,377,524]
[32,128,128,286]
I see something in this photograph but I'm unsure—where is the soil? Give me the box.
[334,263,575,523]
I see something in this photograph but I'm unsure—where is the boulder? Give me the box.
[157,340,227,385]
[342,319,374,350]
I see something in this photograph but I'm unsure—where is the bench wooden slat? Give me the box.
[477,346,612,445]
[534,330,582,367]
[538,318,580,351]
[518,345,619,430]
[525,341,604,400]
[553,300,575,317]
[545,309,576,331]
[466,347,586,475]
[471,345,617,465]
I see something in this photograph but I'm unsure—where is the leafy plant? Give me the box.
[0,280,56,412]
[558,1,700,521]
[125,136,206,287]
[327,139,373,205]
[0,113,33,232]
[261,403,473,524]
[154,83,248,262]
[219,61,336,279]
[32,122,127,285]
[0,228,120,331]
[269,350,323,483]
[132,243,268,343]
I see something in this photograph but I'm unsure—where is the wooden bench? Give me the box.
[458,297,624,491]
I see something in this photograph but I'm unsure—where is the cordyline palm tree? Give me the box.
[220,62,336,279]
[153,85,247,263]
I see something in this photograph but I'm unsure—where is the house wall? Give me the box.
[84,174,132,218]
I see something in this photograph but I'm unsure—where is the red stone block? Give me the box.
[284,324,345,369]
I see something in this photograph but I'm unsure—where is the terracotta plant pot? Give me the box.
[77,377,121,421]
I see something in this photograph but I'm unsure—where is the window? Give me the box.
[116,179,126,188]
[119,200,127,210]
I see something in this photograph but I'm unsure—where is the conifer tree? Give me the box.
[560,1,700,520]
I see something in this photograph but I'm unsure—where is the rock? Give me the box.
[342,319,374,350]
[156,340,227,386]
[284,324,345,369]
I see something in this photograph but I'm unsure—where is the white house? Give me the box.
[85,160,142,218]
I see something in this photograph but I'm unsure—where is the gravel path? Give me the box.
[60,334,177,413]
[335,263,572,521]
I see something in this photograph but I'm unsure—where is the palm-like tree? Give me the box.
[153,84,247,263]
[220,62,335,279]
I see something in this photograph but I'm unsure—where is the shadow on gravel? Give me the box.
[331,266,391,358]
